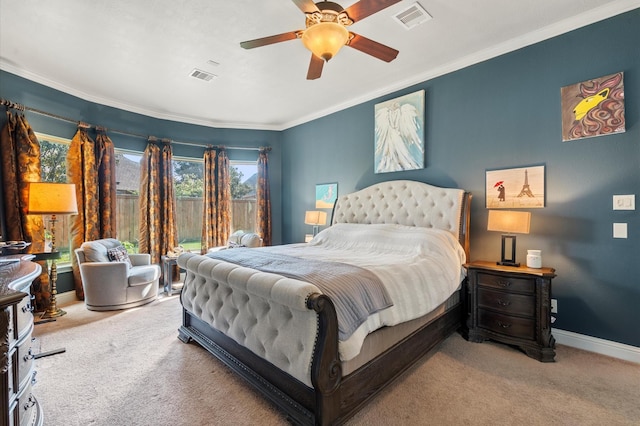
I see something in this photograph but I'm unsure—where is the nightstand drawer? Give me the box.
[477,272,534,294]
[478,309,535,340]
[17,339,35,391]
[477,288,535,317]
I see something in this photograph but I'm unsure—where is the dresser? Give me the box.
[1,257,43,426]
[462,260,556,362]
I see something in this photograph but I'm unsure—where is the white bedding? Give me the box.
[259,222,467,361]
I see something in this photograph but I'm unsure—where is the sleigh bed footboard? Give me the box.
[177,253,345,424]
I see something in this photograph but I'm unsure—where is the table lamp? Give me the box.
[304,210,327,237]
[487,210,531,267]
[27,182,78,318]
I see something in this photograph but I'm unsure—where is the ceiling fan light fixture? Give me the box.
[301,22,349,62]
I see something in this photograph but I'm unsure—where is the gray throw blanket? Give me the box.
[207,248,393,340]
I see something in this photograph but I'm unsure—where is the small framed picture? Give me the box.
[315,183,338,209]
[486,165,545,209]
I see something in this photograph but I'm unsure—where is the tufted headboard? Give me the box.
[331,180,472,259]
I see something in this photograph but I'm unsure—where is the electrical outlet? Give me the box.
[551,299,558,314]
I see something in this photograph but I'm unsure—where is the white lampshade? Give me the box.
[487,210,531,267]
[27,182,78,215]
[301,22,349,61]
[487,210,530,234]
[304,210,327,226]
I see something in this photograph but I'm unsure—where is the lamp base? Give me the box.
[42,249,66,319]
[496,261,520,267]
[499,234,520,268]
[41,307,66,319]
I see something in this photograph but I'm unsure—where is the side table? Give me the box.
[462,260,556,362]
[161,255,184,296]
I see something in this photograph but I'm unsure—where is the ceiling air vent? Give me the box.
[189,68,216,81]
[393,2,432,30]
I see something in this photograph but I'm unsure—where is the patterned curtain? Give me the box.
[138,139,178,264]
[256,148,272,246]
[217,149,231,247]
[95,131,117,237]
[67,127,117,299]
[200,148,217,253]
[0,111,50,310]
[200,147,231,252]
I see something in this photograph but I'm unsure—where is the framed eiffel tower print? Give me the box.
[486,165,545,209]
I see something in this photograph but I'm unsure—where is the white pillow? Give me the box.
[311,223,465,261]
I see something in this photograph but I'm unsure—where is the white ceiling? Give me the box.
[0,0,636,131]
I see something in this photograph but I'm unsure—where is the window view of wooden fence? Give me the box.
[116,195,256,251]
[50,196,256,261]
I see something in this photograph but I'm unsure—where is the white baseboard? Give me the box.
[553,328,640,364]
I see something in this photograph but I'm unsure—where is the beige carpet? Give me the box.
[32,295,640,426]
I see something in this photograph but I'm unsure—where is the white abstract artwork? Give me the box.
[374,90,425,173]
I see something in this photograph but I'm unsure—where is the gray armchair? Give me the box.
[208,231,263,253]
[75,238,160,311]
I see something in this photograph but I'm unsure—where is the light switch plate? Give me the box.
[613,194,635,210]
[613,223,628,238]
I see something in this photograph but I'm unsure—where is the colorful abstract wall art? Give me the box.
[561,72,625,141]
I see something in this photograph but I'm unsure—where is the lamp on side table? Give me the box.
[304,210,327,237]
[487,210,531,267]
[27,182,78,319]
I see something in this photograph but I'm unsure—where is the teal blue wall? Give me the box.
[1,10,638,347]
[281,10,640,347]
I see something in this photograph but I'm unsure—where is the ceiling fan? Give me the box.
[240,0,401,80]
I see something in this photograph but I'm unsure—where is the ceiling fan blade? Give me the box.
[292,0,320,14]
[347,33,399,62]
[306,54,324,80]
[240,31,299,49]
[344,0,402,22]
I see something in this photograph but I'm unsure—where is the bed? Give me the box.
[177,180,471,425]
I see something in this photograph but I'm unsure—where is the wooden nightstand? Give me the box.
[462,260,556,362]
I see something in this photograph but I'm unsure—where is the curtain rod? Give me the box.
[1,98,270,152]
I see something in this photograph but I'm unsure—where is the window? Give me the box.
[115,150,142,252]
[173,157,204,252]
[36,133,72,263]
[41,143,256,256]
[230,162,258,234]
[115,151,203,253]
[34,138,259,260]
[114,153,257,252]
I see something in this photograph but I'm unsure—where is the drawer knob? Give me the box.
[497,321,512,329]
[497,299,511,307]
[497,280,511,288]
[24,348,35,361]
[23,394,36,410]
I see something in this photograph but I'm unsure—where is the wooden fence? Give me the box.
[47,196,256,253]
[116,195,256,245]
